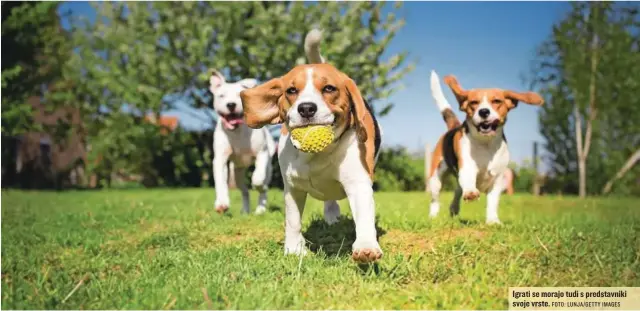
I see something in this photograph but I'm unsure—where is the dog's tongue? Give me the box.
[229,118,244,125]
[222,115,244,130]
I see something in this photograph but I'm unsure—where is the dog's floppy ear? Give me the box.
[345,77,377,179]
[443,75,469,110]
[345,78,369,143]
[238,78,258,89]
[240,78,284,128]
[504,90,544,108]
[209,70,226,93]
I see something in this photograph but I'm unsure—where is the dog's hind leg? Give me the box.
[252,150,272,215]
[213,153,231,213]
[450,186,462,217]
[324,200,341,225]
[428,161,447,218]
[234,165,251,214]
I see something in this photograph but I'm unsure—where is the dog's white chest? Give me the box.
[278,134,347,201]
[220,125,271,168]
[462,136,510,192]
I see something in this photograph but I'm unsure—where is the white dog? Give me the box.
[240,30,384,263]
[209,70,276,215]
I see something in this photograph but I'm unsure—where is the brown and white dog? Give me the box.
[239,30,383,263]
[427,71,543,224]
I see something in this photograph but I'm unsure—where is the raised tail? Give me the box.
[430,70,461,130]
[304,29,325,64]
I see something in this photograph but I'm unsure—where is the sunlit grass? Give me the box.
[2,189,639,309]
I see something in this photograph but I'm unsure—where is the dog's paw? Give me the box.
[486,218,502,225]
[215,205,229,214]
[462,189,480,201]
[352,239,383,263]
[284,236,307,256]
[255,205,267,215]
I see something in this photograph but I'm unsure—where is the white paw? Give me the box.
[462,189,480,201]
[429,203,440,218]
[214,198,230,214]
[284,235,307,256]
[255,205,267,215]
[486,218,502,225]
[214,197,230,208]
[351,239,383,263]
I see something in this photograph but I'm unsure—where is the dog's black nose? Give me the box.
[226,102,237,112]
[479,108,490,119]
[298,102,317,118]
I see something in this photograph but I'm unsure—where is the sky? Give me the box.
[58,1,571,167]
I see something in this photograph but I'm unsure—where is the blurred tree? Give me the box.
[59,2,414,187]
[1,1,66,135]
[530,2,640,196]
[1,2,87,189]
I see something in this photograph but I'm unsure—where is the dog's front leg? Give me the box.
[283,186,308,256]
[458,163,480,201]
[213,152,232,213]
[344,182,382,263]
[234,165,251,214]
[485,177,505,225]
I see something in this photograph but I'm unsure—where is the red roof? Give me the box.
[145,115,179,133]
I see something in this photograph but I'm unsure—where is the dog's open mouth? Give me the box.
[221,113,244,130]
[476,120,500,135]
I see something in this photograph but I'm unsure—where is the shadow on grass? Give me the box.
[267,204,282,213]
[303,216,387,259]
[458,218,481,226]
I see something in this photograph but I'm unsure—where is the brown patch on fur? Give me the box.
[429,127,464,178]
[441,108,461,131]
[429,136,445,178]
[240,77,285,128]
[343,78,376,179]
[240,63,377,179]
[443,74,544,124]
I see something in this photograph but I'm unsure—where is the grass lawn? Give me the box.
[2,189,639,309]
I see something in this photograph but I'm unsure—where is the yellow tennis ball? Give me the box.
[290,125,334,153]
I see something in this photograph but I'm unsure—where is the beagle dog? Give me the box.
[239,30,383,263]
[427,71,543,224]
[209,70,276,215]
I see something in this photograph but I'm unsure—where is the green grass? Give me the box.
[2,189,639,309]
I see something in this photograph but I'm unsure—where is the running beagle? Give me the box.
[427,71,543,224]
[239,30,383,263]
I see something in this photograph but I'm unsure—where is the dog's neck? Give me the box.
[221,123,251,136]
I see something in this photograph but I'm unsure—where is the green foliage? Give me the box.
[530,2,640,196]
[508,160,537,193]
[374,147,425,191]
[3,189,639,308]
[1,2,66,136]
[58,2,413,187]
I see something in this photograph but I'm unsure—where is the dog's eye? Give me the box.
[492,99,503,105]
[469,100,479,106]
[322,85,337,93]
[286,87,298,95]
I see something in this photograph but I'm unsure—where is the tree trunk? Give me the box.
[574,9,600,198]
[602,148,640,195]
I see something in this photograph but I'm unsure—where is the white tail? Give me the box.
[430,70,452,112]
[304,29,325,64]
